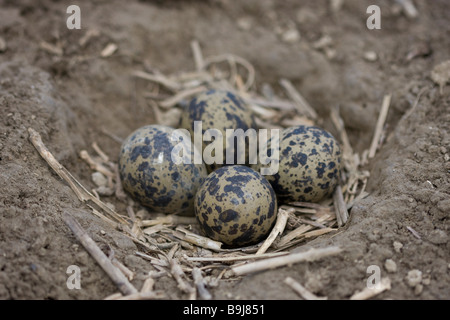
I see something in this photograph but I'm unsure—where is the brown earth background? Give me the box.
[0,0,449,300]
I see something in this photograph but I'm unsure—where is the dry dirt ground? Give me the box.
[0,0,449,300]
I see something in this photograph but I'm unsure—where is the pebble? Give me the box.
[364,51,378,62]
[428,229,448,245]
[414,284,423,295]
[237,17,253,31]
[393,241,403,253]
[282,28,301,43]
[384,259,397,273]
[406,269,422,287]
[91,171,108,187]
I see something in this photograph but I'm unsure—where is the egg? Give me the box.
[118,124,207,215]
[254,125,342,203]
[194,165,277,248]
[179,89,257,172]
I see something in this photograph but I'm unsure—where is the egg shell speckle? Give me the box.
[194,165,277,248]
[254,125,342,203]
[180,89,257,172]
[118,124,207,215]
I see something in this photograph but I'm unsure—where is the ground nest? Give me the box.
[28,40,394,300]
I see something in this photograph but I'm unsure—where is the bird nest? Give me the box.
[29,40,388,300]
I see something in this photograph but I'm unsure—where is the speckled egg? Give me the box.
[180,89,257,172]
[118,124,208,215]
[254,125,341,203]
[194,165,277,248]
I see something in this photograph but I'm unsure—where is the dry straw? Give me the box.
[29,39,390,300]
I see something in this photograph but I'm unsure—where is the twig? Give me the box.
[140,215,197,227]
[26,129,130,223]
[284,277,327,300]
[92,142,110,162]
[79,150,115,178]
[132,70,181,92]
[170,258,196,299]
[231,246,342,276]
[140,277,155,293]
[256,207,292,255]
[191,40,204,71]
[62,212,138,296]
[202,54,255,92]
[29,128,88,202]
[279,79,318,120]
[173,226,223,251]
[39,41,63,56]
[29,129,126,224]
[277,212,333,248]
[244,97,296,111]
[350,277,391,300]
[396,0,418,19]
[100,127,123,144]
[158,86,207,108]
[185,251,288,262]
[101,43,118,57]
[369,94,391,158]
[333,185,349,227]
[406,226,421,239]
[192,267,212,300]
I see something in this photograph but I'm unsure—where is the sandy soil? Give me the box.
[0,0,449,300]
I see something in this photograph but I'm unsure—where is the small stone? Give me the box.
[431,60,450,94]
[282,28,301,43]
[406,269,422,287]
[92,171,108,187]
[428,229,448,245]
[237,17,253,31]
[364,51,378,62]
[393,241,403,253]
[414,284,423,295]
[384,259,397,273]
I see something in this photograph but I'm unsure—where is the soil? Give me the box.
[0,0,449,300]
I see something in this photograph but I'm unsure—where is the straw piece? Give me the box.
[158,86,207,108]
[140,277,155,293]
[279,78,318,119]
[28,128,128,225]
[79,150,115,178]
[396,0,418,19]
[185,251,288,262]
[132,70,181,92]
[256,207,292,255]
[141,215,197,227]
[174,226,223,251]
[101,43,118,57]
[192,267,212,300]
[350,277,391,300]
[284,277,327,300]
[39,41,63,56]
[231,246,342,276]
[369,94,391,158]
[277,211,333,248]
[333,185,349,227]
[62,212,138,296]
[170,258,196,299]
[191,40,204,71]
